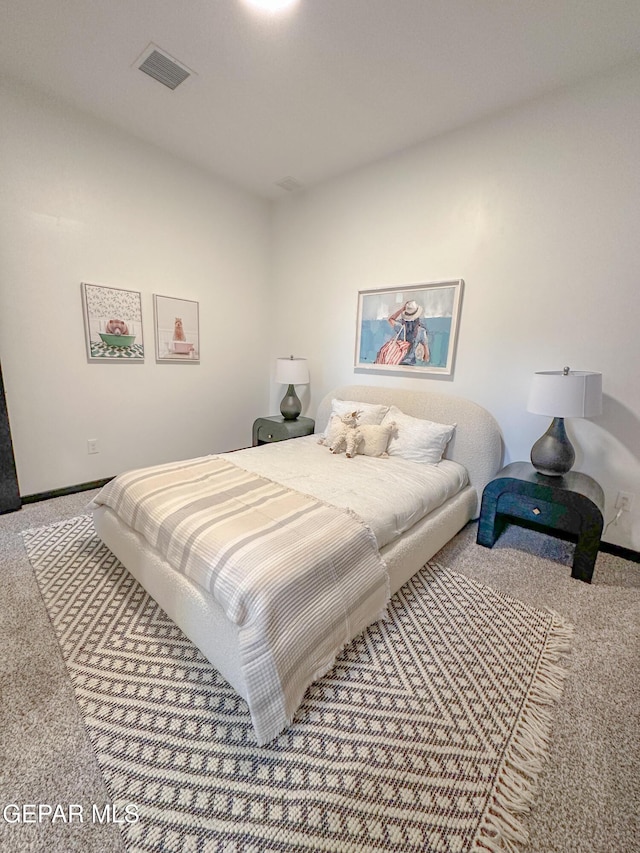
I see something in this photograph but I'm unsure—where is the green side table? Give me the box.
[252,415,315,447]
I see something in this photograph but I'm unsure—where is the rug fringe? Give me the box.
[473,611,574,852]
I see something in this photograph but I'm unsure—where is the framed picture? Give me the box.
[153,295,200,363]
[81,282,144,362]
[354,280,463,376]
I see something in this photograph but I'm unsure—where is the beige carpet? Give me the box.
[21,514,574,852]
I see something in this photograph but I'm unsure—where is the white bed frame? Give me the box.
[93,385,502,707]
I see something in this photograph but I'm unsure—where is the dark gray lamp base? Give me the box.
[280,384,301,421]
[530,416,575,477]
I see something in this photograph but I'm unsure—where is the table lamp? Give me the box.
[527,367,602,476]
[275,355,309,420]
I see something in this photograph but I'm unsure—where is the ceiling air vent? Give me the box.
[136,44,192,90]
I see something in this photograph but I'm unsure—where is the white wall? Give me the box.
[0,78,272,495]
[2,64,639,551]
[271,61,640,550]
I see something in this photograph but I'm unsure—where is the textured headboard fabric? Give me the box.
[316,385,503,506]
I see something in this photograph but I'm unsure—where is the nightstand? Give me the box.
[252,415,315,447]
[477,461,605,583]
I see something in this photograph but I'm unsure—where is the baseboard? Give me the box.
[21,478,113,505]
[599,541,640,563]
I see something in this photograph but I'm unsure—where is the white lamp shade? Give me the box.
[527,370,602,418]
[275,356,309,385]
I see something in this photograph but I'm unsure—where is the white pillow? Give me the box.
[356,423,395,457]
[321,399,389,436]
[381,405,456,464]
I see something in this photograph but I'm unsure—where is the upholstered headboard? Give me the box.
[316,385,503,508]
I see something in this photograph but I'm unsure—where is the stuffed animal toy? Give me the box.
[321,410,362,458]
[342,428,363,458]
[317,412,349,448]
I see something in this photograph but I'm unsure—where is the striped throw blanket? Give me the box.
[91,455,389,744]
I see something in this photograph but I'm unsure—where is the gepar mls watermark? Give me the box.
[3,803,139,824]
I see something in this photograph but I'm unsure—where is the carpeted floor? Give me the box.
[1,492,639,852]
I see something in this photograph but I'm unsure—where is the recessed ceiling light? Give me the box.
[242,0,299,13]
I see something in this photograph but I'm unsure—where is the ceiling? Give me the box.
[1,0,640,199]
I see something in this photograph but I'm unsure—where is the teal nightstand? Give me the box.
[252,415,315,447]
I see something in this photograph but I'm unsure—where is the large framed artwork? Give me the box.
[354,280,464,377]
[81,282,145,362]
[153,295,200,363]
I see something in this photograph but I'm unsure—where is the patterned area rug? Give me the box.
[23,515,573,853]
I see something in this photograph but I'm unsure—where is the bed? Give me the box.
[91,385,502,743]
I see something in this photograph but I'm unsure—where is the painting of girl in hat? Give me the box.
[354,280,463,376]
[386,300,430,365]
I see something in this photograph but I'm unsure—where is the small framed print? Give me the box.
[81,282,144,362]
[153,295,200,363]
[354,280,463,377]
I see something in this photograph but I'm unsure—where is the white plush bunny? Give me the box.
[322,410,362,457]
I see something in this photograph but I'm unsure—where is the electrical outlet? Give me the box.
[87,439,99,455]
[615,491,634,512]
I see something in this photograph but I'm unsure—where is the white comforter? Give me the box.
[229,435,469,549]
